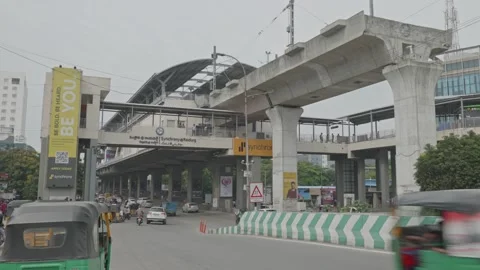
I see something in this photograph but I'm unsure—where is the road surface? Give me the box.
[110,211,394,270]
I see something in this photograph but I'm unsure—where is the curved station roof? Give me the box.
[103,58,256,131]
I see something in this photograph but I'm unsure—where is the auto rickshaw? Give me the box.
[3,200,33,225]
[0,200,112,270]
[392,189,480,270]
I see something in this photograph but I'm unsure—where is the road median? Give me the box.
[208,211,439,251]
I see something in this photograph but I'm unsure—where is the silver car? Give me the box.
[182,202,199,213]
[146,207,167,225]
[143,200,153,208]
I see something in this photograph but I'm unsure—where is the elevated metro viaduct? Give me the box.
[208,11,452,210]
[96,93,480,210]
[96,11,454,211]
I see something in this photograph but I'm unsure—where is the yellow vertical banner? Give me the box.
[283,172,298,200]
[46,67,82,188]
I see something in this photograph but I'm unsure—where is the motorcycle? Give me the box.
[125,212,131,220]
[137,217,143,226]
[234,208,246,225]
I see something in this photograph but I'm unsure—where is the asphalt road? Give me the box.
[110,211,394,270]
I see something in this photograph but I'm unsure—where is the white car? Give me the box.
[182,202,199,213]
[143,200,153,208]
[137,197,148,205]
[146,207,167,225]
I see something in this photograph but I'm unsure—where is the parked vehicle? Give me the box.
[143,200,153,208]
[182,202,199,213]
[146,207,167,225]
[0,201,112,270]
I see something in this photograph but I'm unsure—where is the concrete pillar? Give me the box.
[119,176,123,197]
[250,156,262,209]
[127,175,132,198]
[266,105,303,212]
[377,149,389,208]
[356,159,366,203]
[383,60,443,194]
[391,149,397,198]
[335,159,345,208]
[168,167,181,202]
[210,163,220,209]
[112,178,116,194]
[136,174,141,198]
[150,170,163,201]
[236,158,246,210]
[186,168,193,202]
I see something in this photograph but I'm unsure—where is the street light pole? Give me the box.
[216,52,251,210]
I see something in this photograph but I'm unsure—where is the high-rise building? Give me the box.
[435,46,480,97]
[0,72,28,144]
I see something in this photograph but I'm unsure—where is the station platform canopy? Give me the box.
[340,93,480,125]
[103,58,256,131]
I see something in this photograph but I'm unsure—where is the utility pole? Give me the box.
[265,51,271,63]
[286,0,295,47]
[369,0,374,16]
[211,46,217,91]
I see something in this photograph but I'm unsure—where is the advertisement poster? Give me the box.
[46,67,82,188]
[443,211,480,258]
[220,176,233,197]
[283,172,297,200]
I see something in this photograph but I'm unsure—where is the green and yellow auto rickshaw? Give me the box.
[0,200,112,270]
[392,189,480,270]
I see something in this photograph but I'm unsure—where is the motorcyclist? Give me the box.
[136,208,144,219]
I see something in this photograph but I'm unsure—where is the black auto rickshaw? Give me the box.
[0,200,112,270]
[4,200,32,225]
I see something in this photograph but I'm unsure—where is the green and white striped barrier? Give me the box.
[208,212,440,251]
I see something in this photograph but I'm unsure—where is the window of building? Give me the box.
[167,120,175,128]
[10,109,15,113]
[1,109,6,113]
[2,94,7,98]
[11,102,15,106]
[0,125,4,128]
[9,125,14,129]
[2,86,7,90]
[11,78,20,85]
[0,117,5,121]
[178,120,185,128]
[12,86,17,91]
[3,78,8,84]
[12,94,16,98]
[1,101,6,105]
[10,117,14,121]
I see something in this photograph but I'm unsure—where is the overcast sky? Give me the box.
[0,0,479,150]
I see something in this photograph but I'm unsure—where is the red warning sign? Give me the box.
[249,183,264,203]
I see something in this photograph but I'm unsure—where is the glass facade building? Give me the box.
[435,46,480,97]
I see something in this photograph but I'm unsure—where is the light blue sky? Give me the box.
[0,0,479,150]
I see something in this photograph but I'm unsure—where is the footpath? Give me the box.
[207,211,440,251]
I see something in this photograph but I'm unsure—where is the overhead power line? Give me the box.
[0,42,144,82]
[0,44,135,96]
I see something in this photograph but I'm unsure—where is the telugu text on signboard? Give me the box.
[129,136,197,146]
[46,67,82,188]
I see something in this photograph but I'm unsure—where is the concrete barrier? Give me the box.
[208,212,440,251]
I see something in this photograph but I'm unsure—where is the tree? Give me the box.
[260,159,335,186]
[415,131,480,191]
[0,148,40,200]
[297,161,334,186]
